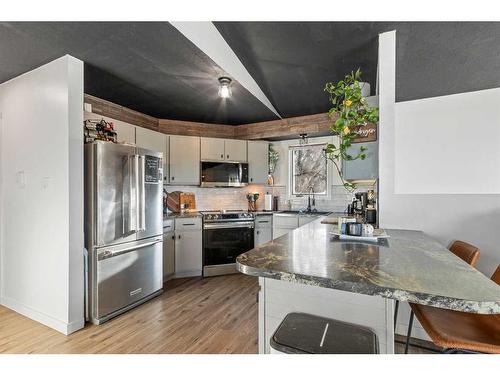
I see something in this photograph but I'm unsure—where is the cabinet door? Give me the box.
[163,231,175,281]
[224,139,247,162]
[201,137,225,161]
[272,227,293,240]
[255,227,272,246]
[248,141,269,184]
[136,127,165,154]
[174,229,202,277]
[342,141,378,181]
[169,135,200,185]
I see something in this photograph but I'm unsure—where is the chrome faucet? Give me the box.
[307,187,316,212]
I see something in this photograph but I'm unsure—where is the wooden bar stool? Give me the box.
[402,240,480,353]
[409,265,500,354]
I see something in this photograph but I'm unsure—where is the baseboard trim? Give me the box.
[0,296,83,335]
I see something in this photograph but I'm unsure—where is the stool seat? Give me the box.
[411,303,500,353]
[411,265,500,354]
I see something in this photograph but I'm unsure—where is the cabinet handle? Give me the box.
[171,235,175,240]
[250,178,253,182]
[178,234,181,239]
[256,230,260,234]
[220,154,224,158]
[171,176,175,181]
[226,154,229,159]
[182,223,195,226]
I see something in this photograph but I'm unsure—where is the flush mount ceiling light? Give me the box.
[218,77,232,99]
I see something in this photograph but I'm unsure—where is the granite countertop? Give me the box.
[236,216,500,314]
[163,211,202,220]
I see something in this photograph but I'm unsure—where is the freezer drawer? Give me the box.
[94,237,163,322]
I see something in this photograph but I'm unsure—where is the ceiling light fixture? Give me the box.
[218,77,232,99]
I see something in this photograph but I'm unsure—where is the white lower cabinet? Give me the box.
[163,230,175,281]
[272,214,299,240]
[255,215,273,246]
[174,218,202,277]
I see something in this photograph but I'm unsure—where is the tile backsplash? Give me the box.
[164,183,376,213]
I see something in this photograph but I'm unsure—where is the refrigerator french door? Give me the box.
[85,142,163,324]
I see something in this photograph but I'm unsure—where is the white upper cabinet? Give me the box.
[248,141,269,184]
[169,135,200,185]
[136,127,169,183]
[136,127,165,154]
[200,137,247,162]
[224,139,247,162]
[201,137,225,161]
[114,121,136,144]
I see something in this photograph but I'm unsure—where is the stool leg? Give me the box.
[394,300,399,331]
[404,310,414,354]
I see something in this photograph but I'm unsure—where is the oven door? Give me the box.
[203,221,254,276]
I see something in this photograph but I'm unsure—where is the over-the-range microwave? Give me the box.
[200,161,249,187]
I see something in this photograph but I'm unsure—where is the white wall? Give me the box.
[395,88,500,194]
[378,30,500,340]
[0,55,84,334]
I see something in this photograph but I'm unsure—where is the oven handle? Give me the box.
[203,221,255,230]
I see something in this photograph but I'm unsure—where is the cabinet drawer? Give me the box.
[273,214,299,228]
[163,219,174,232]
[255,216,273,228]
[175,217,202,230]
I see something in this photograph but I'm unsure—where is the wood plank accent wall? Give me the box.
[84,94,335,140]
[234,113,336,140]
[84,94,158,130]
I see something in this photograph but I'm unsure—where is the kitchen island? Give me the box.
[236,216,500,353]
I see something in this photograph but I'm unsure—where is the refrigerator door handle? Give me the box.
[123,154,138,236]
[97,238,162,261]
[138,155,146,232]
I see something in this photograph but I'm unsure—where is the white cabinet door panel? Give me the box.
[224,139,247,162]
[201,137,225,161]
[169,135,200,185]
[174,229,202,277]
[248,141,269,184]
[255,227,272,246]
[163,231,175,281]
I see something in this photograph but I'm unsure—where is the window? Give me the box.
[291,143,328,195]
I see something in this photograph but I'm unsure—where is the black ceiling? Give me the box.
[1,22,500,125]
[0,22,277,125]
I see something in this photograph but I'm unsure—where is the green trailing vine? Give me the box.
[323,69,379,191]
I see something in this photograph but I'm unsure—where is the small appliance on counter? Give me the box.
[273,195,279,211]
[346,190,377,226]
[166,191,196,213]
[264,192,273,211]
[246,192,260,212]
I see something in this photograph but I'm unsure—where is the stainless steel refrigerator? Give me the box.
[85,141,163,324]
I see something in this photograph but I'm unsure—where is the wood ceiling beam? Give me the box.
[84,94,335,140]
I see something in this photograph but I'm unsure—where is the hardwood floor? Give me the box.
[0,274,436,354]
[0,274,258,354]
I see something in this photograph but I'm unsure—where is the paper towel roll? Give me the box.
[264,192,273,211]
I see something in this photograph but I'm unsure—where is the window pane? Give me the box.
[292,144,327,195]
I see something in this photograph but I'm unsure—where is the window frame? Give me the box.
[289,142,329,197]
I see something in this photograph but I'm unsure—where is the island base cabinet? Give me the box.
[258,277,395,354]
[174,229,202,278]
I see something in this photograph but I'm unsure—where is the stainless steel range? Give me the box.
[201,210,255,277]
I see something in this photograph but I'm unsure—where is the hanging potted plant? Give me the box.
[323,69,379,191]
